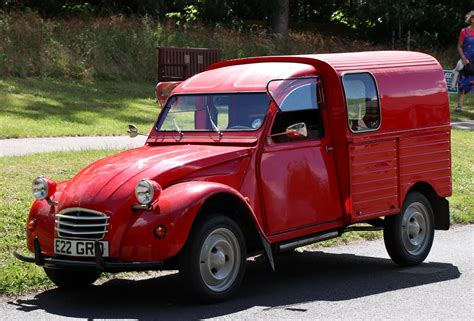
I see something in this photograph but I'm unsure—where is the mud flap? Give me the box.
[259,232,275,272]
[434,198,450,230]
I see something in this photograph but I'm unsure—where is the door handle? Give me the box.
[325,146,334,152]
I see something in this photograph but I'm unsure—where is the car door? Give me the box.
[260,78,343,234]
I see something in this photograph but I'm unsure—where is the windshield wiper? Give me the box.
[173,117,184,138]
[206,106,222,137]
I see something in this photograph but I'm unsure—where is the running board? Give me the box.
[344,225,384,232]
[276,230,340,252]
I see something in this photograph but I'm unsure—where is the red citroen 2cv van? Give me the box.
[16,51,451,302]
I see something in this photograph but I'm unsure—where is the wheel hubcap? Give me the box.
[199,227,240,292]
[401,202,430,256]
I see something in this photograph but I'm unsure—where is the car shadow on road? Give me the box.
[8,250,461,319]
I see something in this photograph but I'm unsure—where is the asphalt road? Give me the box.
[1,225,472,320]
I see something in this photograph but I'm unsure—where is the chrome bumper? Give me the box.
[14,238,164,272]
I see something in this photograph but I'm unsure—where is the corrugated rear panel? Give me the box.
[349,138,399,217]
[400,131,451,196]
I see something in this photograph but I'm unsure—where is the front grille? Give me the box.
[55,208,109,240]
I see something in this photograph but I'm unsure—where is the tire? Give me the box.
[44,267,101,289]
[384,191,435,266]
[179,215,247,303]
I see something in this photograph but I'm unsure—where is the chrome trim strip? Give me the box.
[56,214,108,220]
[55,208,109,240]
[55,220,109,228]
[57,207,107,216]
[55,227,109,235]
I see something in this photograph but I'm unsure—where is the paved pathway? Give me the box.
[451,120,474,130]
[0,121,472,157]
[0,136,147,157]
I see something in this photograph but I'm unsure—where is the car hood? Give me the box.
[57,144,253,211]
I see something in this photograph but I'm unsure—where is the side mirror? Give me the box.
[127,124,139,138]
[285,122,308,138]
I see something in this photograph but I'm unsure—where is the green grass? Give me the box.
[0,149,120,295]
[1,78,472,139]
[0,130,473,295]
[449,93,474,122]
[449,130,474,223]
[0,78,158,138]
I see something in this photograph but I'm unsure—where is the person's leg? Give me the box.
[456,91,464,112]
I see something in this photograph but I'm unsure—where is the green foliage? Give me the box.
[0,12,380,82]
[330,9,377,31]
[0,12,157,80]
[329,0,472,49]
[165,4,200,25]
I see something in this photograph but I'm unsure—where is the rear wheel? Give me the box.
[44,268,100,289]
[384,191,434,266]
[179,215,246,303]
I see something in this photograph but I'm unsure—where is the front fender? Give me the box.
[26,181,68,256]
[119,181,265,262]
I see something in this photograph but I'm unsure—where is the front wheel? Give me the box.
[44,267,101,289]
[179,215,246,303]
[384,191,435,266]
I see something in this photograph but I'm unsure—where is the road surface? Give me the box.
[1,225,472,320]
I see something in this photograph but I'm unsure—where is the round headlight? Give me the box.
[135,179,161,205]
[32,176,56,200]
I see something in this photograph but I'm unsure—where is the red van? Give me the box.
[16,51,451,302]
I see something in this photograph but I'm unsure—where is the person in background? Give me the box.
[456,10,474,112]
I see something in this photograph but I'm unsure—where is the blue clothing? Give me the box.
[459,27,474,94]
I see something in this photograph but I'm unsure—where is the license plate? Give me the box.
[54,238,109,257]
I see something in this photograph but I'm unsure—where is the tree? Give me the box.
[272,0,289,38]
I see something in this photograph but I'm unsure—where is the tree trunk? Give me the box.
[272,0,289,39]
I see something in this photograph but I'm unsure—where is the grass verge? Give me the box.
[0,78,158,138]
[0,149,120,295]
[449,93,474,122]
[1,130,472,295]
[1,79,473,139]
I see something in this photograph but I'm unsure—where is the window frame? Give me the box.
[341,71,382,134]
[266,76,324,111]
[266,77,325,143]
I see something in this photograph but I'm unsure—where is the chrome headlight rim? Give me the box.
[32,176,49,200]
[135,179,161,205]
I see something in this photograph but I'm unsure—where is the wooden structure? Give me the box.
[156,47,222,82]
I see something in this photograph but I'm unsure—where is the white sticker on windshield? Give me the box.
[252,118,262,129]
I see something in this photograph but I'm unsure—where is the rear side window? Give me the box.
[342,73,381,132]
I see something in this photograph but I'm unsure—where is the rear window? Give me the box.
[342,73,381,132]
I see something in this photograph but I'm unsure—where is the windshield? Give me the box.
[156,93,270,133]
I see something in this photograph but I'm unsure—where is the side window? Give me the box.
[342,73,381,132]
[269,79,324,143]
[279,83,317,111]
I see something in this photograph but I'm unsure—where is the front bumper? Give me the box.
[14,238,165,273]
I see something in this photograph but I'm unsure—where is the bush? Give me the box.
[0,12,456,82]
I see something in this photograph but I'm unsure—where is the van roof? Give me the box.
[173,62,316,93]
[173,51,440,94]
